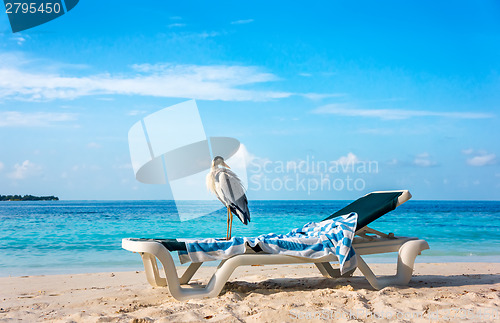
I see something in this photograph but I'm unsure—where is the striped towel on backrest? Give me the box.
[178,212,358,274]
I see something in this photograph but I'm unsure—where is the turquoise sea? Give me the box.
[0,200,499,277]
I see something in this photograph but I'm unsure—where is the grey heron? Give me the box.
[206,156,250,240]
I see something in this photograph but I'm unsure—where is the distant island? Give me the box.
[0,195,59,201]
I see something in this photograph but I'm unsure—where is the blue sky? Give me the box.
[0,0,498,200]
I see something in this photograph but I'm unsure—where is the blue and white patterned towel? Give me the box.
[178,212,358,274]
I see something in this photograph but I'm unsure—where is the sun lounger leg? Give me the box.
[151,246,242,300]
[315,262,333,277]
[153,250,341,300]
[140,253,167,287]
[356,239,429,290]
[315,262,356,278]
[179,262,203,285]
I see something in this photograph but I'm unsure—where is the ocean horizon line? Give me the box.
[3,198,499,202]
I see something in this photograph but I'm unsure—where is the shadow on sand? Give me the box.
[215,273,500,297]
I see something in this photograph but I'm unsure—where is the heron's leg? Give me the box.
[229,211,233,240]
[226,207,231,240]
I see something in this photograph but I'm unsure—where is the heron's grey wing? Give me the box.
[216,169,250,225]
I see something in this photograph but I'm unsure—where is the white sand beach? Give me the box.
[1,263,499,322]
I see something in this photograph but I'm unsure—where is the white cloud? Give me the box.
[335,152,359,166]
[386,155,437,168]
[0,161,4,171]
[313,104,494,120]
[414,159,435,167]
[462,149,497,166]
[0,111,77,127]
[12,36,26,46]
[113,163,133,170]
[194,31,220,39]
[358,128,395,135]
[71,164,101,172]
[416,152,430,158]
[7,160,42,179]
[0,56,292,102]
[301,93,345,101]
[229,144,256,168]
[168,23,186,28]
[87,142,101,149]
[231,19,254,25]
[413,152,437,167]
[466,153,497,166]
[386,158,399,166]
[127,110,147,116]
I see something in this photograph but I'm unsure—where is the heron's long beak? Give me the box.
[222,162,231,169]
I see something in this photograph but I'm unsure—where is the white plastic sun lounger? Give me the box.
[122,190,429,301]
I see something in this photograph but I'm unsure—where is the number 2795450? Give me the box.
[5,2,62,14]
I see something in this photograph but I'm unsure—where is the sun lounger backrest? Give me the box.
[322,191,404,230]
